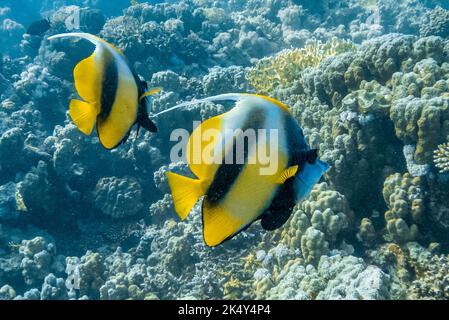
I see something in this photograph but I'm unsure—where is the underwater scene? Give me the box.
[1,0,449,301]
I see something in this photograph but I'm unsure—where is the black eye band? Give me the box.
[306,149,318,164]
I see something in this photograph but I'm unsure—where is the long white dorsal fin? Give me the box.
[48,32,123,56]
[151,93,248,118]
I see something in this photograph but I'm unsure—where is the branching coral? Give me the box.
[247,38,356,94]
[434,142,449,173]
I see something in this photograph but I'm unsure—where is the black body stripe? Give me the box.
[205,108,266,205]
[98,51,118,121]
[260,113,310,230]
[284,113,309,166]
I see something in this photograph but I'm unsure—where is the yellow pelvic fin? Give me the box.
[69,99,98,135]
[73,53,103,103]
[166,172,206,221]
[276,165,299,184]
[139,87,163,101]
[202,201,246,247]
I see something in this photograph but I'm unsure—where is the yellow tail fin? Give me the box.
[69,99,98,135]
[166,172,206,221]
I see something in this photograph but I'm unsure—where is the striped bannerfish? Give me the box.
[48,33,159,150]
[162,94,330,247]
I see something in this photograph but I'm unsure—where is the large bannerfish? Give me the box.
[48,32,159,150]
[161,93,330,247]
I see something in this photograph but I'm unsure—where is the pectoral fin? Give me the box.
[139,87,162,101]
[276,165,299,184]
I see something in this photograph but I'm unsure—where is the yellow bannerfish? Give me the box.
[48,32,159,150]
[162,93,330,247]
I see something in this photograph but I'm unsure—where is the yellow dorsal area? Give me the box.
[73,53,103,105]
[250,94,290,113]
[96,73,139,149]
[186,114,224,180]
[96,35,125,57]
[203,150,289,247]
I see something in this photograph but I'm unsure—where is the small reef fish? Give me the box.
[163,93,330,247]
[48,33,159,150]
[26,18,51,36]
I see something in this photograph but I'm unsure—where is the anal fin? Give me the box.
[202,200,246,247]
[69,99,98,135]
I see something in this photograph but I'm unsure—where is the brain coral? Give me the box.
[420,6,449,38]
[93,177,143,219]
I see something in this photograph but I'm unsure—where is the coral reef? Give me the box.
[1,0,449,301]
[434,142,449,173]
[420,6,449,38]
[382,173,423,243]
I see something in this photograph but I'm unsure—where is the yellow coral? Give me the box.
[247,38,356,94]
[241,253,256,271]
[223,276,243,300]
[15,189,28,212]
[166,219,178,230]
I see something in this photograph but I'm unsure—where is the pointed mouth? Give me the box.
[317,159,331,173]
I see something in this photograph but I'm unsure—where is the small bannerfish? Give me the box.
[26,19,51,36]
[48,33,159,150]
[162,93,330,247]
